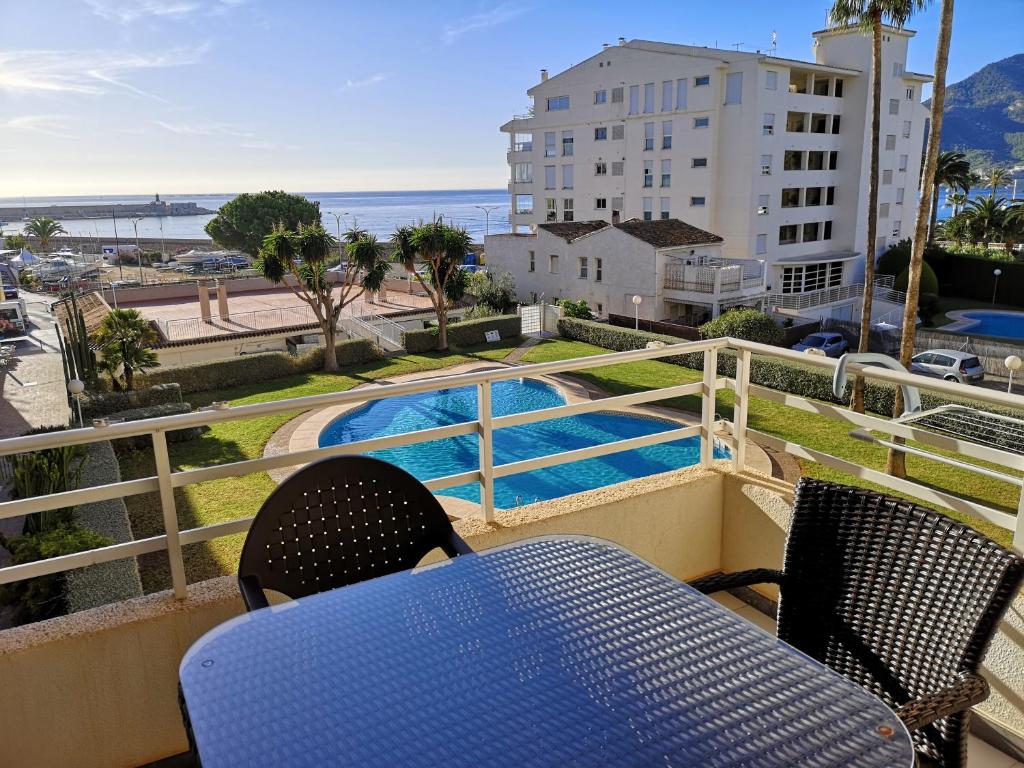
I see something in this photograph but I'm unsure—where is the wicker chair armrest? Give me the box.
[689,568,784,595]
[895,672,990,731]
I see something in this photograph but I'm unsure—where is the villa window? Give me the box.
[786,112,806,133]
[644,122,654,150]
[660,197,671,219]
[813,78,830,96]
[690,196,706,207]
[643,197,653,222]
[612,124,624,140]
[595,258,603,282]
[906,86,915,100]
[805,187,822,206]
[889,98,899,115]
[544,165,556,189]
[781,188,801,208]
[643,160,653,187]
[544,132,556,157]
[763,113,775,135]
[784,150,803,171]
[595,197,607,209]
[808,151,825,171]
[528,251,535,272]
[693,116,710,129]
[662,80,673,111]
[594,126,607,141]
[779,225,799,245]
[549,254,559,273]
[547,95,570,111]
[611,162,624,176]
[545,198,556,221]
[561,131,573,156]
[644,82,655,113]
[594,90,607,104]
[803,222,820,242]
[834,78,844,97]
[662,120,673,148]
[766,70,778,90]
[756,234,768,255]
[660,159,671,188]
[595,162,607,176]
[562,164,573,189]
[885,134,896,151]
[692,157,708,168]
[578,257,588,279]
[695,75,710,87]
[611,87,623,103]
[562,198,574,222]
[629,84,639,114]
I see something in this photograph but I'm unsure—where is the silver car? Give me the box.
[910,349,985,384]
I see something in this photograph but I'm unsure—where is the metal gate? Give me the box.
[519,304,542,334]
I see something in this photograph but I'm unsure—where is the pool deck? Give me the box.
[264,360,772,518]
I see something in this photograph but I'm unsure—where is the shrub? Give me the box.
[134,338,379,394]
[557,299,594,320]
[11,426,88,535]
[104,403,200,447]
[403,314,521,353]
[81,383,182,420]
[917,293,941,326]
[467,271,517,315]
[894,262,938,294]
[699,309,783,345]
[877,239,912,276]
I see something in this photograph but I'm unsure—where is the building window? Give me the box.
[644,121,654,150]
[595,197,607,209]
[662,120,672,148]
[781,188,801,208]
[779,224,799,245]
[786,112,806,133]
[690,196,706,207]
[893,62,904,77]
[725,72,743,104]
[898,154,908,172]
[561,131,573,156]
[662,80,673,111]
[611,87,624,103]
[513,132,532,152]
[902,120,912,138]
[676,78,687,109]
[813,77,830,96]
[643,197,653,221]
[514,194,533,214]
[806,187,823,206]
[829,151,838,170]
[766,70,778,90]
[808,151,825,171]
[594,126,607,141]
[692,157,708,168]
[695,75,710,87]
[643,160,653,187]
[757,194,770,215]
[693,116,710,129]
[562,198,574,222]
[896,187,905,204]
[831,115,841,134]
[546,95,570,111]
[763,113,775,135]
[885,134,896,151]
[883,169,893,185]
[643,82,655,113]
[545,198,556,222]
[514,162,532,183]
[660,197,671,219]
[803,222,820,242]
[549,254,559,273]
[826,186,836,205]
[906,86,914,100]
[611,124,624,140]
[528,250,535,272]
[611,161,624,176]
[544,165,556,189]
[756,234,768,254]
[811,113,829,133]
[544,132,556,157]
[611,196,623,211]
[761,154,772,175]
[594,90,607,104]
[595,258,603,282]
[784,150,803,170]
[578,256,588,279]
[834,78,844,97]
[660,159,671,187]
[629,84,639,114]
[562,164,573,189]
[892,220,902,238]
[781,266,802,293]
[595,162,607,176]
[879,203,890,218]
[889,98,899,115]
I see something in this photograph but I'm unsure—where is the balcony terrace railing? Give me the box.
[0,337,1020,609]
[664,258,766,295]
[769,282,864,310]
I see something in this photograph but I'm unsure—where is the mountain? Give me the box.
[937,53,1024,167]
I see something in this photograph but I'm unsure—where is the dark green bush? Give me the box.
[403,314,521,353]
[917,293,941,326]
[699,309,783,345]
[134,338,379,394]
[81,383,182,420]
[557,299,594,320]
[105,403,200,446]
[877,239,913,276]
[894,262,939,294]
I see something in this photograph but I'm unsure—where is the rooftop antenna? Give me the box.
[771,30,778,56]
[732,42,744,51]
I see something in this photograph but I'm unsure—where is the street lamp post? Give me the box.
[992,268,1002,305]
[474,204,500,239]
[330,211,349,261]
[632,294,643,330]
[1006,355,1022,394]
[131,218,144,285]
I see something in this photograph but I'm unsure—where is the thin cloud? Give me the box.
[442,3,528,46]
[339,73,388,91]
[85,0,245,24]
[240,141,298,151]
[1,115,71,137]
[0,45,208,99]
[153,120,254,138]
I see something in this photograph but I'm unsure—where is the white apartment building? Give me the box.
[500,26,930,322]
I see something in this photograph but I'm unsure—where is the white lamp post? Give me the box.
[67,378,85,427]
[1006,355,1022,394]
[992,268,1002,305]
[632,295,643,330]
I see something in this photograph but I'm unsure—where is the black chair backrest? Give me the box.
[238,456,464,607]
[778,478,1023,765]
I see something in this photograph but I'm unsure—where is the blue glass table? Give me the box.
[179,537,914,767]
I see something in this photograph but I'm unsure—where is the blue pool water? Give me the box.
[956,311,1024,341]
[318,379,728,508]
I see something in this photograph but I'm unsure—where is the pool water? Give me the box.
[318,378,728,508]
[955,311,1024,341]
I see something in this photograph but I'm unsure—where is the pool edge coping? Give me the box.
[941,309,1024,338]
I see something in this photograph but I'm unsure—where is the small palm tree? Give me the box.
[963,197,1008,248]
[23,217,67,251]
[92,309,160,391]
[939,213,972,246]
[946,191,968,216]
[928,151,971,242]
[987,167,1012,199]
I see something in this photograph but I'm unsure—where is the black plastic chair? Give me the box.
[237,455,473,611]
[692,478,1023,768]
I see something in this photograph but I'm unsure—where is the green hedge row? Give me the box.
[135,338,380,394]
[105,403,200,446]
[403,314,522,354]
[82,383,182,420]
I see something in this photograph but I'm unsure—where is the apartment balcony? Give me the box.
[769,281,864,311]
[663,257,767,305]
[0,340,1021,767]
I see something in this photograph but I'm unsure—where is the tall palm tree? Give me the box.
[963,197,1007,248]
[987,167,1012,199]
[91,308,160,391]
[828,0,928,413]
[928,151,971,242]
[945,191,968,216]
[23,217,67,251]
[888,0,953,479]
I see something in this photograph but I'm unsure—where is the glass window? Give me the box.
[724,72,743,104]
[893,62,904,77]
[829,151,838,170]
[826,186,836,205]
[528,250,535,272]
[643,197,653,221]
[545,198,556,221]
[595,197,607,209]
[803,222,820,242]
[831,115,841,134]
[781,266,802,293]
[879,203,890,218]
[662,80,673,111]
[903,120,912,138]
[882,169,893,185]
[594,162,607,176]
[889,98,899,115]
[784,150,803,170]
[660,197,671,219]
[786,112,806,132]
[611,124,624,140]
[662,120,672,148]
[812,77,829,96]
[781,188,801,207]
[629,84,639,114]
[898,154,908,171]
[547,95,570,111]
[892,219,901,237]
[690,196,705,207]
[594,90,607,104]
[779,225,799,245]
[594,126,607,141]
[611,161,624,176]
[896,187,904,204]
[661,159,671,188]
[514,162,532,183]
[885,134,896,151]
[562,164,573,189]
[644,122,654,150]
[763,113,775,135]
[643,160,653,187]
[834,78,844,97]
[824,220,833,240]
[761,154,772,175]
[828,259,841,283]
[578,256,588,279]
[595,258,603,282]
[563,198,574,222]
[544,132,556,157]
[693,116,710,128]
[756,234,767,254]
[906,86,914,100]
[562,130,573,156]
[692,157,708,168]
[611,87,623,103]
[805,187,822,206]
[644,82,655,113]
[758,194,770,214]
[676,78,687,109]
[514,194,533,214]
[513,132,532,152]
[549,254,559,273]
[811,113,828,133]
[808,151,825,171]
[766,70,778,90]
[695,75,710,87]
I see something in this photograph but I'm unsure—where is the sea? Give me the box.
[0,190,511,243]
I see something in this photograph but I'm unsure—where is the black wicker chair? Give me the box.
[237,455,473,611]
[692,478,1023,768]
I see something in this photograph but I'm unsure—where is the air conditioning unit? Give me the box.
[757,206,769,215]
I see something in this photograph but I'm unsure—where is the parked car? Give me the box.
[910,349,985,384]
[791,332,849,358]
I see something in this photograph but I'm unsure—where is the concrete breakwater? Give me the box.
[0,200,215,220]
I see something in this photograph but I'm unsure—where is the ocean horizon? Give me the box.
[0,189,512,243]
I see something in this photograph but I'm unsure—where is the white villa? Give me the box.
[495,24,930,323]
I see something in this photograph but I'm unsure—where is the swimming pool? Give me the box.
[318,378,728,508]
[947,310,1024,341]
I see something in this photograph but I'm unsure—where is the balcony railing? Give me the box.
[0,337,1020,608]
[664,258,766,295]
[769,282,863,310]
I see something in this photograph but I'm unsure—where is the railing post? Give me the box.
[732,349,751,473]
[152,429,188,600]
[1014,486,1024,555]
[477,381,496,522]
[700,347,719,468]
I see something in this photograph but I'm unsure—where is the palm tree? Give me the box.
[92,309,160,391]
[987,167,1012,199]
[963,197,1007,248]
[256,222,390,371]
[945,191,968,217]
[1000,203,1024,253]
[888,0,951,479]
[928,151,971,242]
[939,213,972,246]
[23,217,67,251]
[828,0,927,413]
[392,218,472,351]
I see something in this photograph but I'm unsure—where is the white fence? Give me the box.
[0,337,1020,604]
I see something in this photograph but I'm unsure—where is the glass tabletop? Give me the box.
[180,536,914,767]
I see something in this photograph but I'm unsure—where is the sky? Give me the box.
[0,0,1021,197]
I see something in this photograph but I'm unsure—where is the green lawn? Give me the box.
[119,339,522,592]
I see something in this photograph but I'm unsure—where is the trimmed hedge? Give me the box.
[81,383,182,420]
[134,337,380,394]
[698,309,783,346]
[105,403,201,446]
[403,314,521,353]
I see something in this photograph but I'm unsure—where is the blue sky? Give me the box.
[1,0,1021,196]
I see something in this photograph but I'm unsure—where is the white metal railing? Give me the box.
[0,337,1020,606]
[769,282,864,310]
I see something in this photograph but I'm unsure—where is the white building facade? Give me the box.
[500,26,929,322]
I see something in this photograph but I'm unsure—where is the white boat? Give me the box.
[173,249,246,265]
[32,256,100,280]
